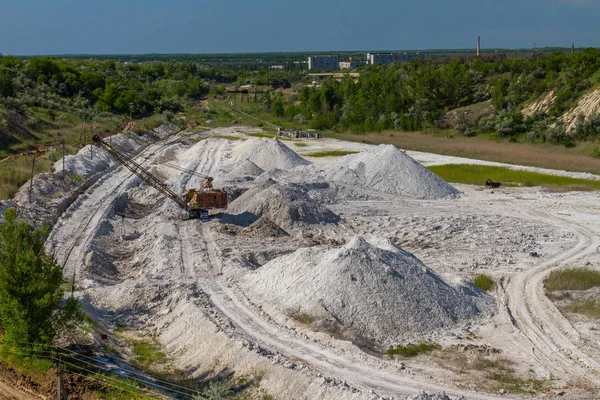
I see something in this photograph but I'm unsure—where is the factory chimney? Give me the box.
[477,36,481,57]
[571,43,575,54]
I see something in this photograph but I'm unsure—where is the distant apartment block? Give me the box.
[339,60,360,69]
[308,55,339,70]
[367,52,420,65]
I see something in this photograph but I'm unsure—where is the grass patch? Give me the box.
[428,164,600,192]
[305,150,359,157]
[289,308,316,325]
[568,299,600,319]
[545,267,600,291]
[131,339,167,371]
[387,343,441,357]
[0,350,54,375]
[248,133,276,139]
[472,274,495,292]
[213,135,244,141]
[486,372,547,394]
[0,155,53,200]
[294,142,308,147]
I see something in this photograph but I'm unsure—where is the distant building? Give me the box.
[366,52,420,65]
[339,60,360,70]
[308,55,339,70]
[270,65,285,70]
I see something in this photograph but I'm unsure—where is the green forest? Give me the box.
[1,49,600,149]
[293,49,600,144]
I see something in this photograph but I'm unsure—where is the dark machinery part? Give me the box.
[486,179,501,188]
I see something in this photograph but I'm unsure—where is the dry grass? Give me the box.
[0,156,52,200]
[568,299,600,319]
[545,268,600,291]
[340,131,600,175]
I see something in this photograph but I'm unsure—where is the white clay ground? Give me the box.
[34,126,600,400]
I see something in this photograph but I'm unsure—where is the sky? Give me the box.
[0,0,598,55]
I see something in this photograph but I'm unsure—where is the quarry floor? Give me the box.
[43,127,600,400]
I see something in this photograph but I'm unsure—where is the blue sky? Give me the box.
[0,0,597,55]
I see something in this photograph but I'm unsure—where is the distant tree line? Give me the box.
[281,48,600,143]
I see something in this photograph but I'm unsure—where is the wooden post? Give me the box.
[29,155,35,203]
[56,352,68,400]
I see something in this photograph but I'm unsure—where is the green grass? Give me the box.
[305,150,359,157]
[0,351,54,375]
[545,267,600,291]
[387,343,441,357]
[568,299,600,319]
[472,274,495,292]
[428,164,600,192]
[294,142,308,147]
[486,372,547,394]
[131,339,167,371]
[248,132,276,139]
[213,135,245,141]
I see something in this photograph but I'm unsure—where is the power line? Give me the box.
[59,347,199,396]
[2,344,197,398]
[59,359,166,400]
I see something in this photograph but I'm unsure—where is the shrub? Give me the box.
[387,343,441,357]
[162,110,174,122]
[472,274,495,292]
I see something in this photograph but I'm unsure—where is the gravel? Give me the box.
[225,178,340,229]
[229,159,265,177]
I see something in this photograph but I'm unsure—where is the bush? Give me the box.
[162,110,174,122]
[472,274,495,292]
[545,267,600,291]
[387,343,441,357]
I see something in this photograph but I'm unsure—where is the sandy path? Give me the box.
[505,209,600,383]
[0,377,37,400]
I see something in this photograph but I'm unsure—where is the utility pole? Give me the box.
[29,155,35,203]
[55,352,68,400]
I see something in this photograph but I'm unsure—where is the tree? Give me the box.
[0,209,80,348]
[0,71,13,98]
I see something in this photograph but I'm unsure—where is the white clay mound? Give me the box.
[243,236,494,343]
[231,138,309,171]
[226,179,340,229]
[299,144,460,199]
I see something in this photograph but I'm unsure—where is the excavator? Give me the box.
[92,135,227,220]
